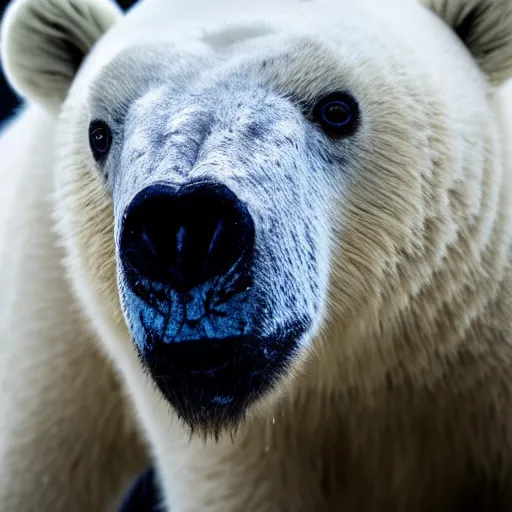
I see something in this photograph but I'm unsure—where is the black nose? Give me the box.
[119,181,255,290]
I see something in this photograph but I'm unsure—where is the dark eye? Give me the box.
[89,120,112,161]
[313,92,359,137]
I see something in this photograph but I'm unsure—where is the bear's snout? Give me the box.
[120,181,255,291]
[116,181,311,430]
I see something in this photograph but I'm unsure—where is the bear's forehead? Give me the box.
[88,28,388,121]
[81,0,431,94]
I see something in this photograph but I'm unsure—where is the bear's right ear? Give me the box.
[1,0,122,111]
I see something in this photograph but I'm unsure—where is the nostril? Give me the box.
[120,186,178,285]
[176,226,186,254]
[120,181,255,290]
[207,218,225,259]
[203,213,251,279]
[141,228,158,258]
[205,218,229,274]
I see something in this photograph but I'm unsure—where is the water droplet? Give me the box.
[272,417,275,425]
[265,445,270,452]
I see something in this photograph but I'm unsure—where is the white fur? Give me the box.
[1,0,512,510]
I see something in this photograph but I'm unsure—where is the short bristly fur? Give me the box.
[1,0,512,510]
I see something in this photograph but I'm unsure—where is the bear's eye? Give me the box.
[89,120,112,161]
[313,92,359,137]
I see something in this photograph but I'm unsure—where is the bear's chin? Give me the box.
[135,322,308,436]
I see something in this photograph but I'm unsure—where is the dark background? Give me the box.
[0,0,138,123]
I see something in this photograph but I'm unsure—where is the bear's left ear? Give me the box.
[421,0,512,86]
[1,0,122,111]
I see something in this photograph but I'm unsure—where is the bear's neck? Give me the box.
[153,299,512,512]
[149,260,512,512]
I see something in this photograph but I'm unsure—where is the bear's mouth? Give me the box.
[119,265,311,432]
[136,319,307,433]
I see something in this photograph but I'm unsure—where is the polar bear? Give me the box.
[1,0,512,510]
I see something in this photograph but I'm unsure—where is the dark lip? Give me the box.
[137,320,309,434]
[143,336,247,375]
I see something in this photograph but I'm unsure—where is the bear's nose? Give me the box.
[120,181,255,290]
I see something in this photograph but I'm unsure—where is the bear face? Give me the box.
[3,0,512,437]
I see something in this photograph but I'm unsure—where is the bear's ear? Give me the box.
[0,0,122,111]
[422,0,512,86]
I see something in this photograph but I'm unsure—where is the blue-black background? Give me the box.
[0,0,138,123]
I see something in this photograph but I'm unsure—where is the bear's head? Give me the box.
[2,0,512,435]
